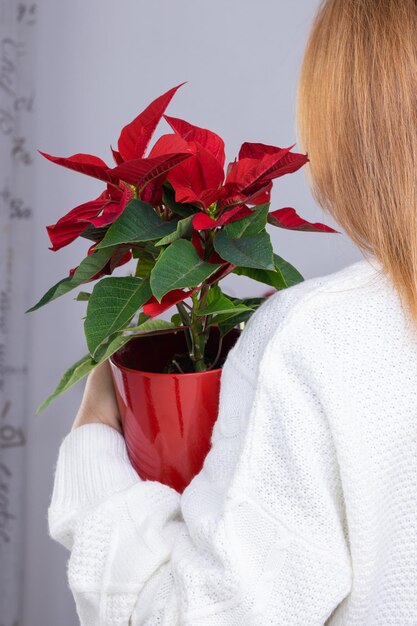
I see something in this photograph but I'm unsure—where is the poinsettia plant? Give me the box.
[27,82,338,414]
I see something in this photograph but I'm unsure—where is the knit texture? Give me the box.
[48,256,417,625]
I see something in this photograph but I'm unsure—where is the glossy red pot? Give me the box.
[109,326,240,494]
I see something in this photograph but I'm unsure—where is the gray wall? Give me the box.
[24,1,360,624]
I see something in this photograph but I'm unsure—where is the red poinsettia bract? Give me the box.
[40,82,337,285]
[40,82,192,274]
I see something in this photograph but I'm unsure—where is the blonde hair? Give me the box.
[296,0,417,326]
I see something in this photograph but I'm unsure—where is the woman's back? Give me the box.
[294,0,417,615]
[286,257,417,624]
[217,255,417,624]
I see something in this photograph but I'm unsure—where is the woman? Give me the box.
[48,1,417,624]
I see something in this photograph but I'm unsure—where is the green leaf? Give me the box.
[155,214,194,246]
[208,294,265,335]
[232,264,286,290]
[137,311,150,325]
[150,239,221,302]
[170,313,181,326]
[239,296,265,309]
[75,291,91,301]
[211,310,254,336]
[35,332,135,415]
[224,204,269,238]
[131,240,160,259]
[95,200,179,249]
[232,254,304,290]
[196,284,253,316]
[80,223,110,243]
[214,229,274,270]
[85,277,152,357]
[122,319,176,334]
[134,254,155,278]
[274,254,304,286]
[162,182,196,217]
[202,301,253,316]
[35,353,97,415]
[25,245,119,313]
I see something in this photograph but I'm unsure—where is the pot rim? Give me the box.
[109,353,223,377]
[108,324,240,377]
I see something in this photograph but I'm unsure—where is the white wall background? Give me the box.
[21,1,361,624]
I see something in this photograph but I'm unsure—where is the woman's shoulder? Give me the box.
[227,256,385,375]
[269,256,383,310]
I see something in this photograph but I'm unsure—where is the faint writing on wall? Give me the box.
[0,187,33,219]
[17,3,36,26]
[0,401,25,545]
[0,36,34,164]
[0,0,36,622]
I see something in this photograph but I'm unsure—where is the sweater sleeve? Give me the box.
[48,294,352,625]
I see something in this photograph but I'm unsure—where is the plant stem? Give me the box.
[186,229,218,371]
[176,302,193,356]
[204,229,215,261]
[176,301,190,325]
[208,334,223,370]
[189,290,208,372]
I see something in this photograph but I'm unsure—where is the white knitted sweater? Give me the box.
[48,257,417,625]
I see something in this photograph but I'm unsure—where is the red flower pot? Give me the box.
[109,326,240,494]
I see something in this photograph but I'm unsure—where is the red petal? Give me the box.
[38,151,119,185]
[238,141,291,160]
[88,184,134,227]
[164,115,225,167]
[191,231,205,258]
[224,150,287,189]
[47,183,133,251]
[222,182,272,208]
[117,82,187,161]
[111,152,192,190]
[268,208,340,233]
[249,181,272,205]
[46,198,106,251]
[147,133,190,158]
[256,151,308,185]
[220,148,307,209]
[142,136,193,204]
[223,157,257,188]
[218,204,253,225]
[166,143,224,209]
[225,159,237,177]
[104,184,123,201]
[207,250,224,264]
[143,288,197,318]
[111,146,124,165]
[192,213,217,230]
[226,146,306,189]
[192,204,253,231]
[141,180,164,205]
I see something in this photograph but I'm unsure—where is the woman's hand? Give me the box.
[71,359,123,434]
